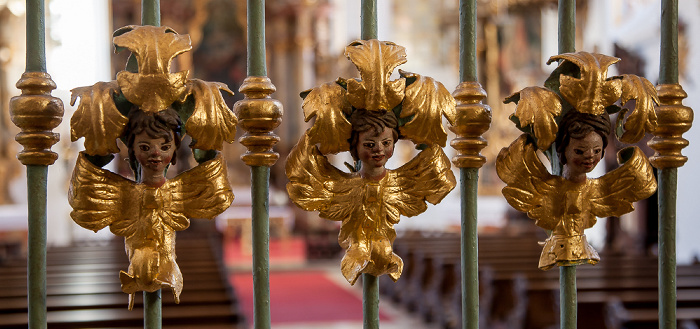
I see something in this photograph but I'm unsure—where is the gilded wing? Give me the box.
[164,153,234,227]
[398,70,456,147]
[495,134,563,230]
[285,132,360,221]
[68,152,136,233]
[384,144,456,220]
[589,146,657,218]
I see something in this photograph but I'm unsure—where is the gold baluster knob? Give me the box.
[234,76,283,167]
[9,72,64,166]
[648,83,693,169]
[450,81,492,168]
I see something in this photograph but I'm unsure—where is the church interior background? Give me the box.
[1,0,700,328]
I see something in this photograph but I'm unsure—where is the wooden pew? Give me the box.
[0,223,245,328]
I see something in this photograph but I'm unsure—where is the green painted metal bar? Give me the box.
[659,0,678,85]
[27,166,48,329]
[558,1,577,328]
[459,0,477,82]
[144,290,162,329]
[461,168,479,329]
[361,0,377,41]
[560,266,577,328]
[252,166,271,329]
[360,2,380,328]
[362,274,379,329]
[247,0,267,77]
[658,169,677,329]
[24,1,48,328]
[558,0,576,54]
[141,0,160,27]
[658,2,679,328]
[25,0,46,73]
[141,2,161,328]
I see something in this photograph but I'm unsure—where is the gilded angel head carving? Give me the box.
[68,25,235,309]
[287,40,456,284]
[497,51,658,270]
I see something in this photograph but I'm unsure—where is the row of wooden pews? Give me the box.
[0,221,245,328]
[383,230,700,329]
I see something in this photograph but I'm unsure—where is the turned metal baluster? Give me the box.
[451,1,491,329]
[650,1,693,328]
[9,0,64,328]
[234,1,283,328]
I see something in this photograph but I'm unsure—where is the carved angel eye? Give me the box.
[363,142,375,149]
[139,145,150,152]
[161,144,171,152]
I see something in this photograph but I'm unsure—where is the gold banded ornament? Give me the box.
[450,81,491,168]
[234,76,283,167]
[648,83,693,169]
[9,72,64,166]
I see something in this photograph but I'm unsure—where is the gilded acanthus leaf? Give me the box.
[616,74,659,144]
[399,71,456,147]
[70,81,127,156]
[549,52,622,115]
[184,79,237,151]
[344,40,406,111]
[112,25,192,75]
[302,81,353,154]
[113,25,192,112]
[504,86,562,150]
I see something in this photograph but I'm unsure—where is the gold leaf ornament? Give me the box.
[184,79,237,150]
[399,70,456,147]
[301,80,353,154]
[344,40,407,111]
[548,52,622,115]
[70,81,127,156]
[504,86,562,150]
[113,25,192,113]
[616,74,659,144]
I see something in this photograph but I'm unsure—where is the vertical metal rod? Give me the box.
[361,0,377,40]
[141,0,160,27]
[362,274,379,329]
[143,290,162,329]
[560,266,577,328]
[27,166,48,329]
[658,169,677,329]
[658,2,679,328]
[252,166,271,329]
[25,0,46,73]
[558,0,576,54]
[659,0,678,85]
[25,1,48,328]
[359,1,380,328]
[459,0,477,82]
[558,1,577,328]
[141,2,161,327]
[461,168,479,329]
[247,0,267,77]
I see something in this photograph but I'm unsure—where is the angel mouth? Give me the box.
[371,155,385,162]
[147,159,163,167]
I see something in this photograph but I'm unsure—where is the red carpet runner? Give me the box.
[230,271,392,325]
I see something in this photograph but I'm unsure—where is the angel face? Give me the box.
[563,130,604,182]
[357,127,395,180]
[133,131,175,186]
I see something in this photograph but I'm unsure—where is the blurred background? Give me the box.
[0,0,699,328]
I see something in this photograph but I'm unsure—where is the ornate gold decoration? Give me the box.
[497,51,659,270]
[449,81,491,168]
[69,152,233,309]
[648,83,693,169]
[234,76,283,167]
[68,25,236,308]
[9,72,64,166]
[497,135,656,269]
[286,39,456,284]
